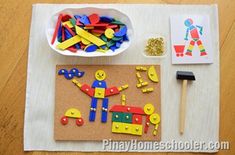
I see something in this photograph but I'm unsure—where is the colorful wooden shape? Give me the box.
[130,124,143,136]
[92,80,107,88]
[84,44,98,52]
[65,108,81,118]
[81,37,91,45]
[142,87,154,93]
[57,35,81,50]
[95,70,106,81]
[75,26,106,46]
[105,87,119,97]
[62,26,65,41]
[57,24,62,42]
[76,18,83,26]
[150,113,160,136]
[64,28,73,39]
[92,32,102,37]
[84,26,94,30]
[107,40,115,48]
[75,71,85,78]
[89,97,97,121]
[144,103,155,115]
[62,21,74,28]
[110,105,145,115]
[121,94,126,105]
[123,123,131,133]
[91,29,105,34]
[58,69,68,75]
[111,20,125,25]
[61,116,68,125]
[105,28,114,39]
[51,14,63,44]
[67,47,77,52]
[96,48,108,53]
[61,14,72,22]
[107,24,118,29]
[68,68,84,78]
[123,34,129,41]
[114,26,127,37]
[110,45,117,51]
[112,36,123,41]
[136,81,148,88]
[101,98,109,122]
[80,15,90,25]
[63,25,80,50]
[85,23,109,27]
[115,41,121,48]
[111,112,123,122]
[74,15,81,20]
[144,115,150,133]
[111,122,143,136]
[122,113,132,123]
[80,84,95,97]
[136,66,147,71]
[88,13,100,24]
[76,118,84,126]
[101,35,108,42]
[72,79,82,88]
[64,24,76,36]
[69,18,76,26]
[112,122,123,133]
[132,114,142,124]
[100,16,114,23]
[118,84,129,91]
[148,66,159,83]
[100,45,107,50]
[61,108,84,126]
[58,69,76,80]
[94,87,105,99]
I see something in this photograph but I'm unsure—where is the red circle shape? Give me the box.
[76,118,84,126]
[61,116,68,125]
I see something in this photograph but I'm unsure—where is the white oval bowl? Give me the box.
[46,7,134,57]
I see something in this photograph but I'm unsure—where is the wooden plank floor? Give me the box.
[0,0,234,155]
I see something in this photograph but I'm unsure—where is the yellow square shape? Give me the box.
[94,88,105,98]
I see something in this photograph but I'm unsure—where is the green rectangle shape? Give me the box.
[112,112,123,122]
[122,113,132,123]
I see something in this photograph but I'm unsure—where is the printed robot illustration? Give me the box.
[184,18,207,56]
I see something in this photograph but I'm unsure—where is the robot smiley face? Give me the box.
[95,70,106,81]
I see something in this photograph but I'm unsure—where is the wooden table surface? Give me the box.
[0,0,234,155]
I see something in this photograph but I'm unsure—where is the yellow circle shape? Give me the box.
[95,70,106,81]
[144,103,155,115]
[105,28,114,39]
[150,113,160,125]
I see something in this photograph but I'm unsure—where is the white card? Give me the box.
[170,15,213,64]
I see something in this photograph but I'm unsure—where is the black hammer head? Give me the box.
[176,71,196,81]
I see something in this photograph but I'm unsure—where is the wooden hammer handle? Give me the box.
[180,80,188,134]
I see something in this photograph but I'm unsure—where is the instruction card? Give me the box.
[170,15,213,64]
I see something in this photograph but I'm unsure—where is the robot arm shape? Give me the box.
[105,84,129,97]
[72,79,128,97]
[184,28,189,41]
[72,79,94,97]
[196,25,203,35]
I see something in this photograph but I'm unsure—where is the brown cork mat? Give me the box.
[54,65,161,141]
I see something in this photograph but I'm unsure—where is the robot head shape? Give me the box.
[184,18,193,27]
[95,70,106,81]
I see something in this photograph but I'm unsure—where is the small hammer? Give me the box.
[176,71,195,134]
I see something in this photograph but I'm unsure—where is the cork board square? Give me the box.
[54,65,161,141]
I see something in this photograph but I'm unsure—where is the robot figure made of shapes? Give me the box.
[72,70,128,123]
